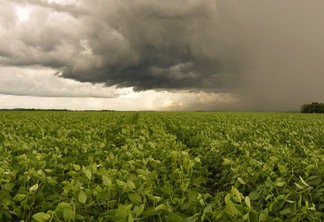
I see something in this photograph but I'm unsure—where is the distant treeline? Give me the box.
[0,108,116,112]
[301,102,324,113]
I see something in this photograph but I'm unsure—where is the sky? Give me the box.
[1,0,323,111]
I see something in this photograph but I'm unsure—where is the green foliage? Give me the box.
[0,111,323,221]
[301,102,324,113]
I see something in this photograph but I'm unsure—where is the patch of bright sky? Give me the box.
[15,5,32,23]
[0,66,187,110]
[48,0,78,5]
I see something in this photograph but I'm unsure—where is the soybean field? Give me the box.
[0,111,323,221]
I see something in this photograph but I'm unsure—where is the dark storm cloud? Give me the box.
[1,0,239,91]
[1,0,324,110]
[58,0,236,91]
[68,0,244,92]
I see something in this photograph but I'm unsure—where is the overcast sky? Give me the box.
[1,0,323,111]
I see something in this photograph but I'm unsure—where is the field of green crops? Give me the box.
[0,111,323,221]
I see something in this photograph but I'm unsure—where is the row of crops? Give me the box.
[0,111,323,221]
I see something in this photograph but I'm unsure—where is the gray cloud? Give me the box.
[1,0,324,110]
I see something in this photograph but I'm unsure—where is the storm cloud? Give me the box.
[59,0,239,92]
[1,0,324,110]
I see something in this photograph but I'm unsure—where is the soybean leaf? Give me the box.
[29,184,39,192]
[32,212,50,222]
[78,190,87,204]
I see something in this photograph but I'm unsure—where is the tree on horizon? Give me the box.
[301,102,324,113]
